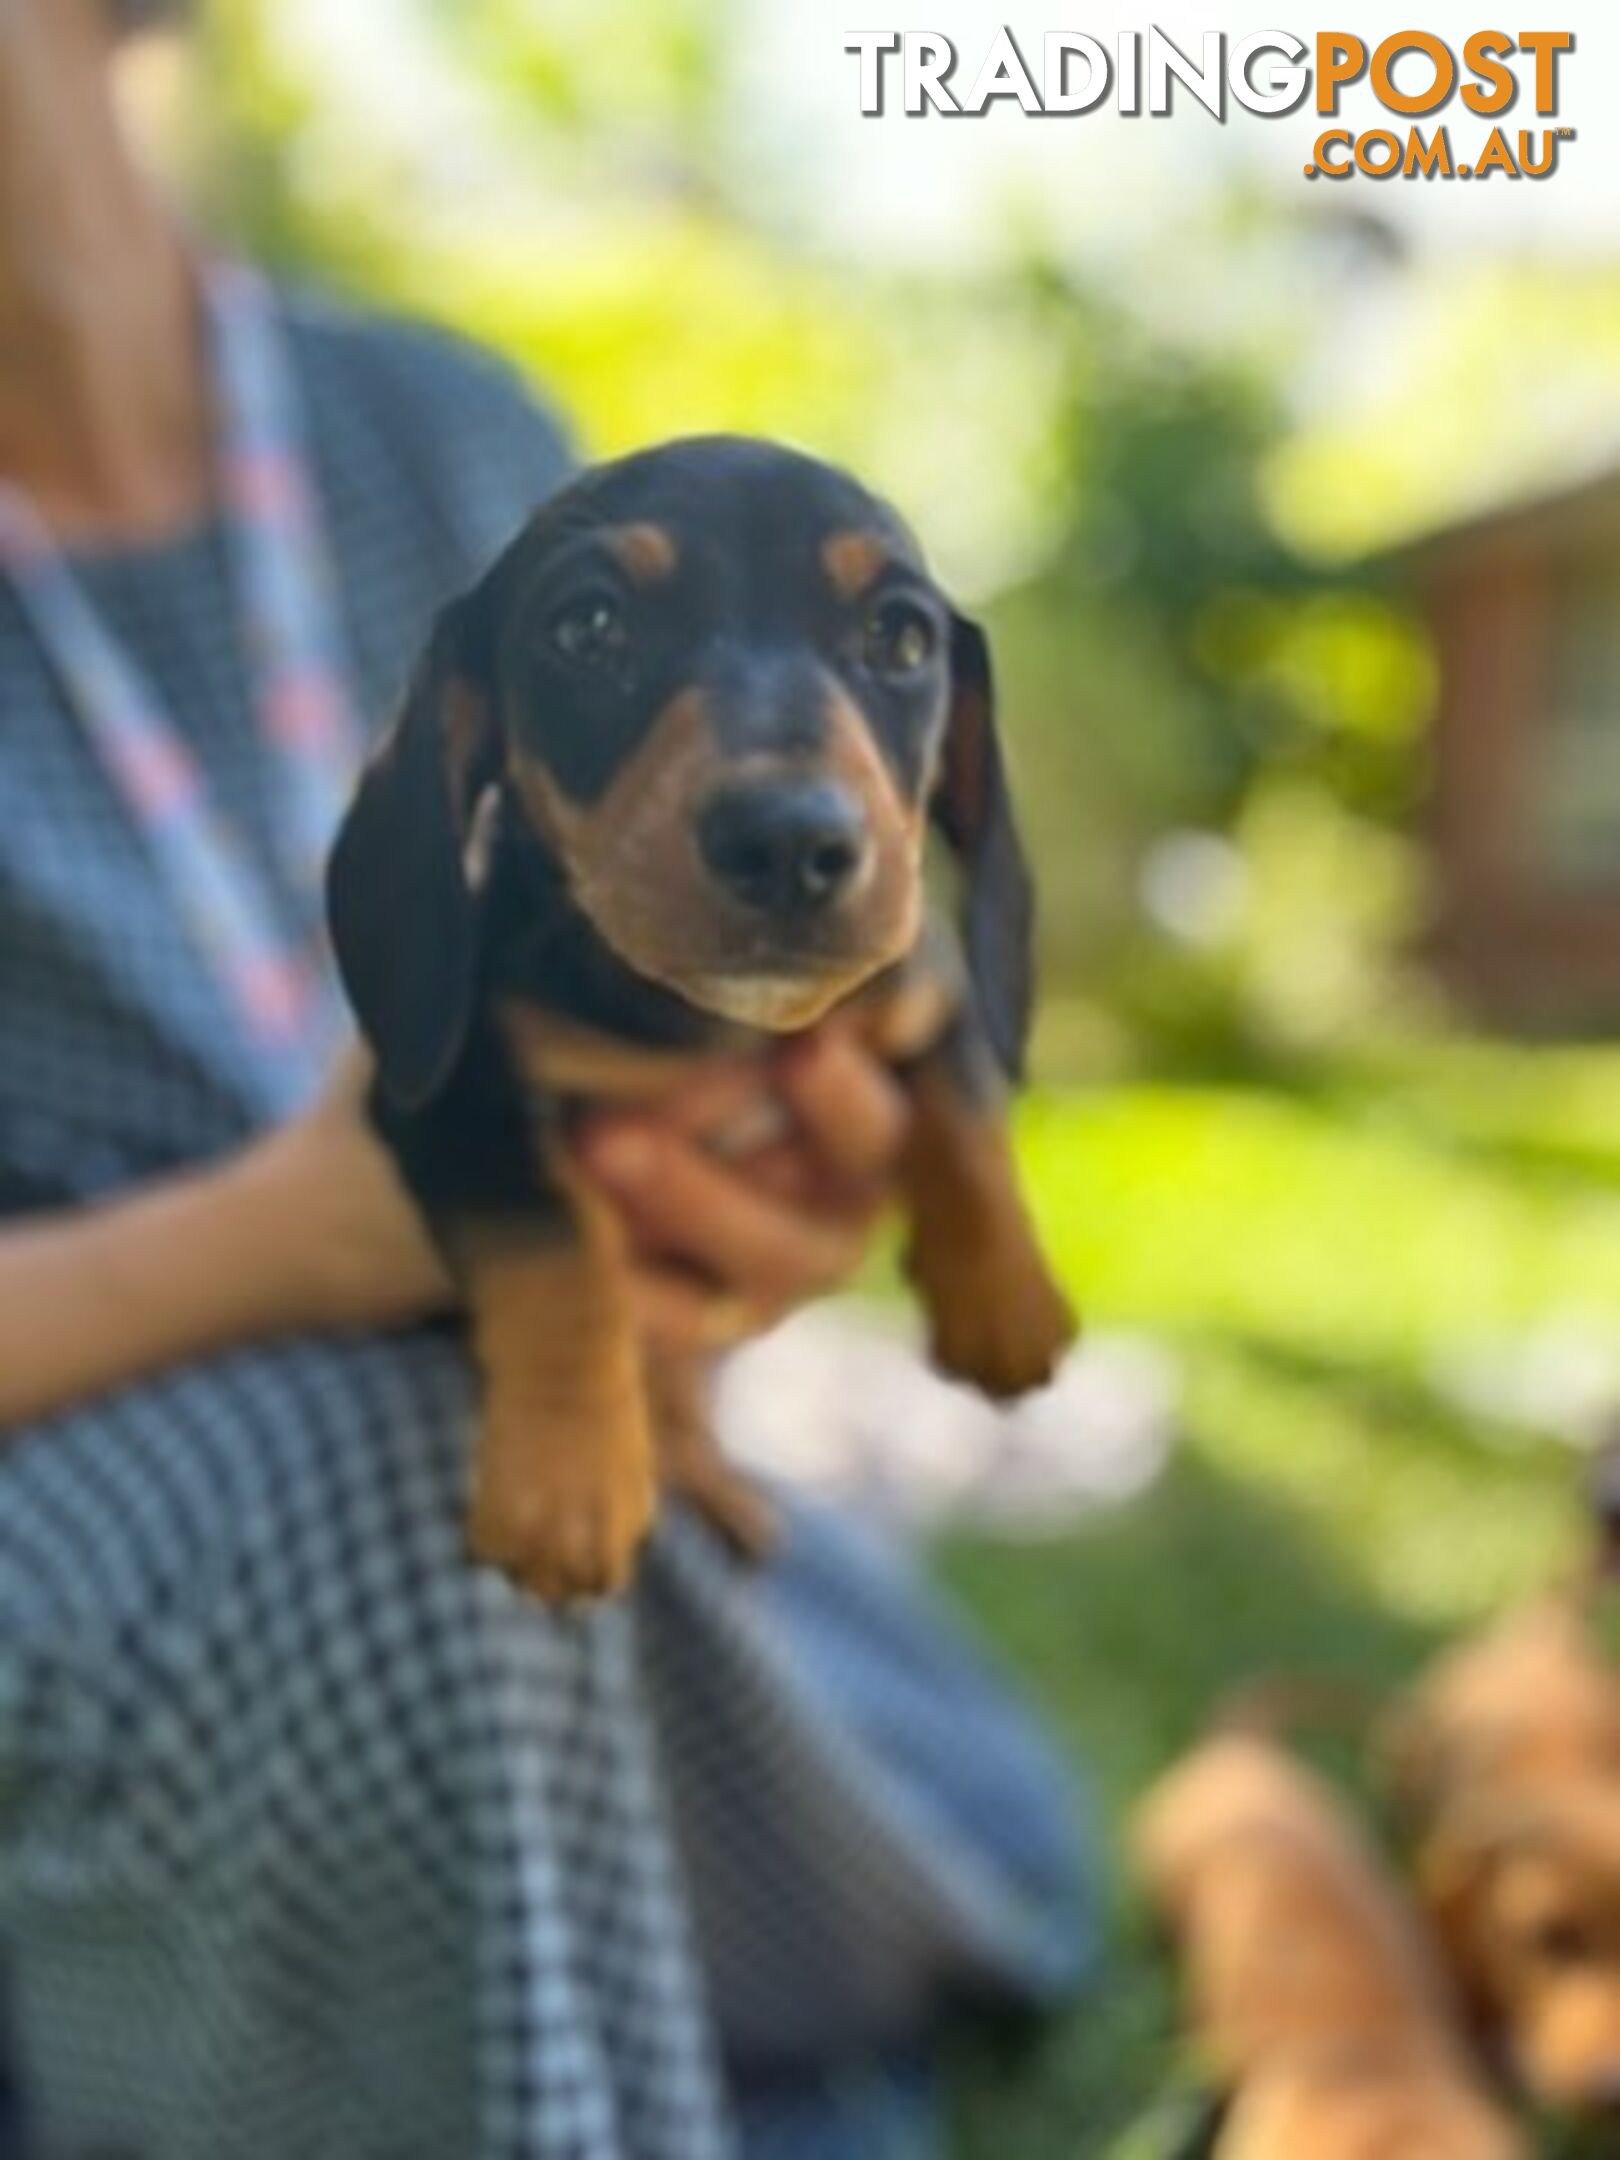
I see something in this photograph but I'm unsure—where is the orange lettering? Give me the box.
[1371,30,1456,116]
[1315,34,1367,114]
[1461,30,1515,116]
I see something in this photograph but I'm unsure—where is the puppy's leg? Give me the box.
[646,1348,777,1561]
[455,1175,656,1601]
[897,1022,1075,1399]
[376,1018,654,1602]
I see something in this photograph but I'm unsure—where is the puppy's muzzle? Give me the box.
[697,780,871,920]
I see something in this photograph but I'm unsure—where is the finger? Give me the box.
[628,1264,777,1353]
[736,1142,817,1209]
[584,1128,867,1305]
[773,1026,909,1191]
[580,1063,785,1158]
[742,1140,893,1225]
[577,1116,813,1216]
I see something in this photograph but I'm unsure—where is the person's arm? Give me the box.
[0,1160,348,1427]
[0,1023,909,1433]
[0,1053,450,1430]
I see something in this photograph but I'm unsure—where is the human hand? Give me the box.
[573,1018,910,1355]
[247,1021,909,1351]
[243,1042,453,1333]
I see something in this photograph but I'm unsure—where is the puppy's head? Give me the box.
[329,436,1032,1108]
[1420,1785,1620,2118]
[1382,1599,1620,1831]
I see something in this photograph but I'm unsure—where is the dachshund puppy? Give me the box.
[1216,2050,1526,2160]
[328,437,1075,1600]
[1136,1735,1524,2159]
[1384,1600,1620,2116]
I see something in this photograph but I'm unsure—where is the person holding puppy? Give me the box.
[0,3,1088,2153]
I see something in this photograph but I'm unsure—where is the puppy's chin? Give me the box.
[676,972,849,1031]
[581,881,919,1032]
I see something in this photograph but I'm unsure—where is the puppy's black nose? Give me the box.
[698,782,869,916]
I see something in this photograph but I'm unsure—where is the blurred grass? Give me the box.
[936,1054,1619,2155]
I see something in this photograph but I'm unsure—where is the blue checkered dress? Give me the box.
[0,290,1091,2160]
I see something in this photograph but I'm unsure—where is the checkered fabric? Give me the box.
[0,291,1092,2159]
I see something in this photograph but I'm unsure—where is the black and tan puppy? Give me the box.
[328,436,1075,1600]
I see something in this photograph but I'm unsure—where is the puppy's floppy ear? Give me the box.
[930,612,1036,1083]
[1415,1806,1518,2012]
[327,580,502,1110]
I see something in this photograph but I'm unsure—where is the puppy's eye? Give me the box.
[1529,1914,1591,1968]
[550,592,629,671]
[862,598,938,678]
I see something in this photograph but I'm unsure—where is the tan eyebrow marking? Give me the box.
[604,522,679,583]
[821,531,892,602]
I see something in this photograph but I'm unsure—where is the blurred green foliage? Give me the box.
[428,0,729,144]
[942,1071,1612,2152]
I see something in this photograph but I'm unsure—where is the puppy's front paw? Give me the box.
[912,1237,1076,1401]
[469,1378,657,1602]
[898,1068,1078,1404]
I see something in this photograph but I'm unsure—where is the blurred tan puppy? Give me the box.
[1384,1599,1620,2114]
[1383,1599,1620,1815]
[1414,1784,1620,2116]
[1136,1734,1526,2160]
[1218,2051,1526,2160]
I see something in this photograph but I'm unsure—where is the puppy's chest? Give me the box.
[499,1003,738,1111]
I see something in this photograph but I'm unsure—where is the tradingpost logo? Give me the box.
[842,28,1577,181]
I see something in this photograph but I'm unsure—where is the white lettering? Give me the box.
[1149,27,1225,119]
[904,32,960,115]
[1043,32,1112,114]
[1230,31,1310,116]
[1117,30,1141,114]
[843,32,899,117]
[962,26,1043,113]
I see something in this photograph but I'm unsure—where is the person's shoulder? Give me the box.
[281,285,574,475]
[273,283,577,576]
